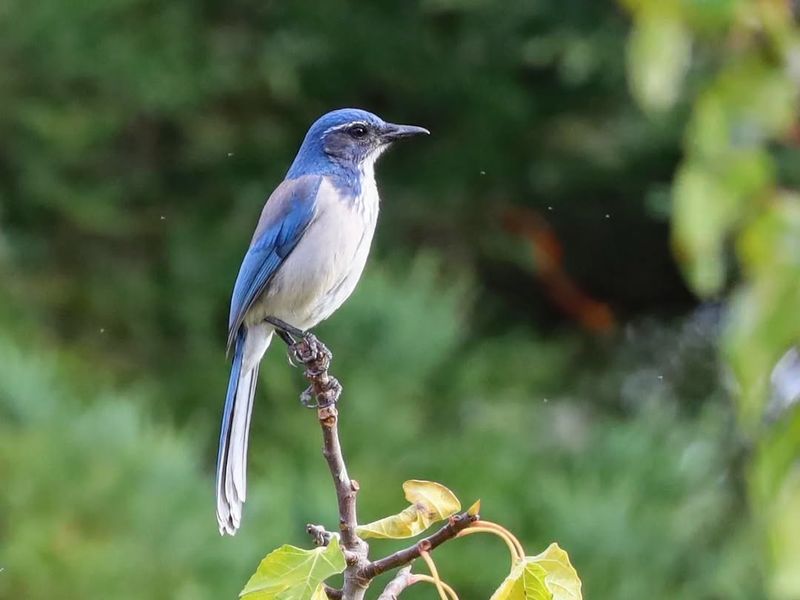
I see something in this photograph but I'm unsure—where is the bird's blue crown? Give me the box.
[285,108,387,194]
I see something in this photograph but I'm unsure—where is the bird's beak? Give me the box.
[380,123,430,142]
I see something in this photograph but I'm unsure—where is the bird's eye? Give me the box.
[348,125,368,139]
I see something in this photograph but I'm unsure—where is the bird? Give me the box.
[216,108,429,535]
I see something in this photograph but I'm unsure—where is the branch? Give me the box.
[292,333,477,599]
[376,566,414,600]
[324,585,343,600]
[359,511,478,581]
[292,335,369,600]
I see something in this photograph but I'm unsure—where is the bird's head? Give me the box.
[287,108,429,179]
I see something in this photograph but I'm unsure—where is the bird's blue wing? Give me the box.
[227,175,322,349]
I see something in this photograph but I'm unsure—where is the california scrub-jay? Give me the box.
[216,108,429,535]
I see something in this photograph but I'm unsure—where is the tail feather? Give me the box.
[216,324,272,535]
[228,364,258,502]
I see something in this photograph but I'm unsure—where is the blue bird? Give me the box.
[216,108,429,535]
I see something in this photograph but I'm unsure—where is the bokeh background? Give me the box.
[2,1,800,598]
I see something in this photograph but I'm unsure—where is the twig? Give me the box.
[292,335,369,600]
[307,523,333,547]
[376,565,415,600]
[359,511,478,580]
[324,585,343,600]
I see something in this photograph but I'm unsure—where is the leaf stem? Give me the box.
[411,574,460,600]
[457,527,522,565]
[420,550,449,600]
[472,520,526,558]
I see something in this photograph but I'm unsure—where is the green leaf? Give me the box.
[240,536,346,600]
[763,465,800,598]
[490,543,582,600]
[688,59,797,161]
[356,480,461,539]
[671,165,735,296]
[752,406,800,507]
[309,585,330,600]
[738,193,800,276]
[467,499,482,517]
[724,195,800,427]
[627,11,691,113]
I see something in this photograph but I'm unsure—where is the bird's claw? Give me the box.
[317,376,342,408]
[290,333,332,374]
[298,376,341,408]
[290,334,341,408]
[299,386,317,408]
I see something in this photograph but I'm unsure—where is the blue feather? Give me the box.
[285,108,386,196]
[226,176,322,349]
[216,327,245,492]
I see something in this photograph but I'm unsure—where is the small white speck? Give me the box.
[227,152,234,157]
[479,170,486,175]
[99,328,106,333]
[160,215,166,220]
[547,206,553,211]
[543,397,549,403]
[605,214,610,219]
[657,375,664,380]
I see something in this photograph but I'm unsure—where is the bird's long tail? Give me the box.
[216,324,272,535]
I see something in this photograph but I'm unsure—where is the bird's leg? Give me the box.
[264,316,307,366]
[263,317,342,408]
[264,316,306,343]
[274,328,296,346]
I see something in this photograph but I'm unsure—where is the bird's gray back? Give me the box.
[244,176,379,331]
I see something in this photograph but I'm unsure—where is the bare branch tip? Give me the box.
[377,565,415,600]
[306,523,333,547]
[324,584,343,600]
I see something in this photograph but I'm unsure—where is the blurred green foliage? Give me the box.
[0,0,794,598]
[0,334,269,599]
[624,1,800,598]
[0,280,761,598]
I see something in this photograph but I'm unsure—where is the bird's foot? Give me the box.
[298,376,341,409]
[299,386,317,409]
[262,319,340,407]
[264,316,308,365]
[290,333,331,374]
[318,376,342,408]
[299,376,342,409]
[289,334,341,408]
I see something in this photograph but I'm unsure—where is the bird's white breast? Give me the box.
[248,174,379,331]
